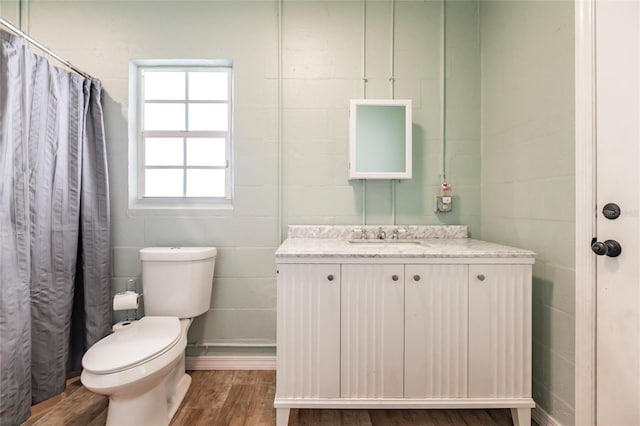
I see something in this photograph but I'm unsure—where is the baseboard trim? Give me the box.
[532,405,563,426]
[186,355,276,370]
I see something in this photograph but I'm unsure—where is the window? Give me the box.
[130,60,233,208]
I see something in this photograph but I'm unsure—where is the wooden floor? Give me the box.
[23,370,520,425]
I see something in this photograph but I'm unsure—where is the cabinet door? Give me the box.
[405,264,468,398]
[468,264,532,398]
[341,264,404,398]
[276,263,340,398]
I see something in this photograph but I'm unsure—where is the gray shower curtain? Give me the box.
[0,30,111,425]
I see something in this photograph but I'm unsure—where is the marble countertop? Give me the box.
[276,225,535,260]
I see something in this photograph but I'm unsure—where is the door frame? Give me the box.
[575,0,597,424]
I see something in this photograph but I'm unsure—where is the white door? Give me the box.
[595,1,640,424]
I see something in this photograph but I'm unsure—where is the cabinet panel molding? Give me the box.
[405,264,469,398]
[276,263,341,398]
[468,264,533,398]
[341,264,405,398]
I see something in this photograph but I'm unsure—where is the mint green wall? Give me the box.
[480,1,575,424]
[2,2,577,421]
[0,1,18,23]
[281,0,481,231]
[2,1,481,353]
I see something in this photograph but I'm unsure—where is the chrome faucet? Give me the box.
[352,228,367,240]
[376,227,386,240]
[391,228,408,240]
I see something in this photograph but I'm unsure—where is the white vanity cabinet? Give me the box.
[275,229,535,426]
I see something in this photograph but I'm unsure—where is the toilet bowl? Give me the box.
[81,247,216,426]
[81,317,191,426]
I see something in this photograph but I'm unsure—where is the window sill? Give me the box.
[128,198,233,215]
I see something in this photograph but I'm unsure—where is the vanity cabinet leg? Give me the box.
[276,408,290,426]
[510,407,531,426]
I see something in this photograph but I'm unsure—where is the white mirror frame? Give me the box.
[348,99,413,180]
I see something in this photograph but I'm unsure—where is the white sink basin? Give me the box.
[348,240,422,246]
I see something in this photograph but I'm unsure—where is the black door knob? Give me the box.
[591,241,608,256]
[602,203,621,220]
[591,239,622,257]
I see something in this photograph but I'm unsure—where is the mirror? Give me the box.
[349,99,412,180]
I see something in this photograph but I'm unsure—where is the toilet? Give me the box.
[81,247,217,426]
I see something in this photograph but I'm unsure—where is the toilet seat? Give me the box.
[82,317,181,375]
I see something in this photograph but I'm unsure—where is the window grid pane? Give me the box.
[145,169,184,197]
[144,137,184,166]
[143,71,185,100]
[140,66,230,199]
[186,138,226,167]
[188,103,229,131]
[188,71,229,101]
[143,103,186,131]
[186,169,226,197]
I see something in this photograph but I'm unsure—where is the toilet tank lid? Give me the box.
[140,247,217,261]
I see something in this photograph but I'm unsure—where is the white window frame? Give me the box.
[128,59,234,211]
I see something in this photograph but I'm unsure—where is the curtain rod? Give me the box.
[0,17,98,82]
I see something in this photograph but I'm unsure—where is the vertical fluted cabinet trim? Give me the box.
[276,263,341,399]
[405,265,469,398]
[468,265,532,398]
[341,264,404,398]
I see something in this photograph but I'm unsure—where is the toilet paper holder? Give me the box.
[114,291,144,297]
[113,291,143,321]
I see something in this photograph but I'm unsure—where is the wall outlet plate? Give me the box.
[435,196,453,213]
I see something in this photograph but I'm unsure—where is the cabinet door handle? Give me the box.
[477,274,485,281]
[392,274,399,281]
[413,275,421,281]
[327,274,334,281]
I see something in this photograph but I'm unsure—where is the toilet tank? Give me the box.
[139,247,217,318]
